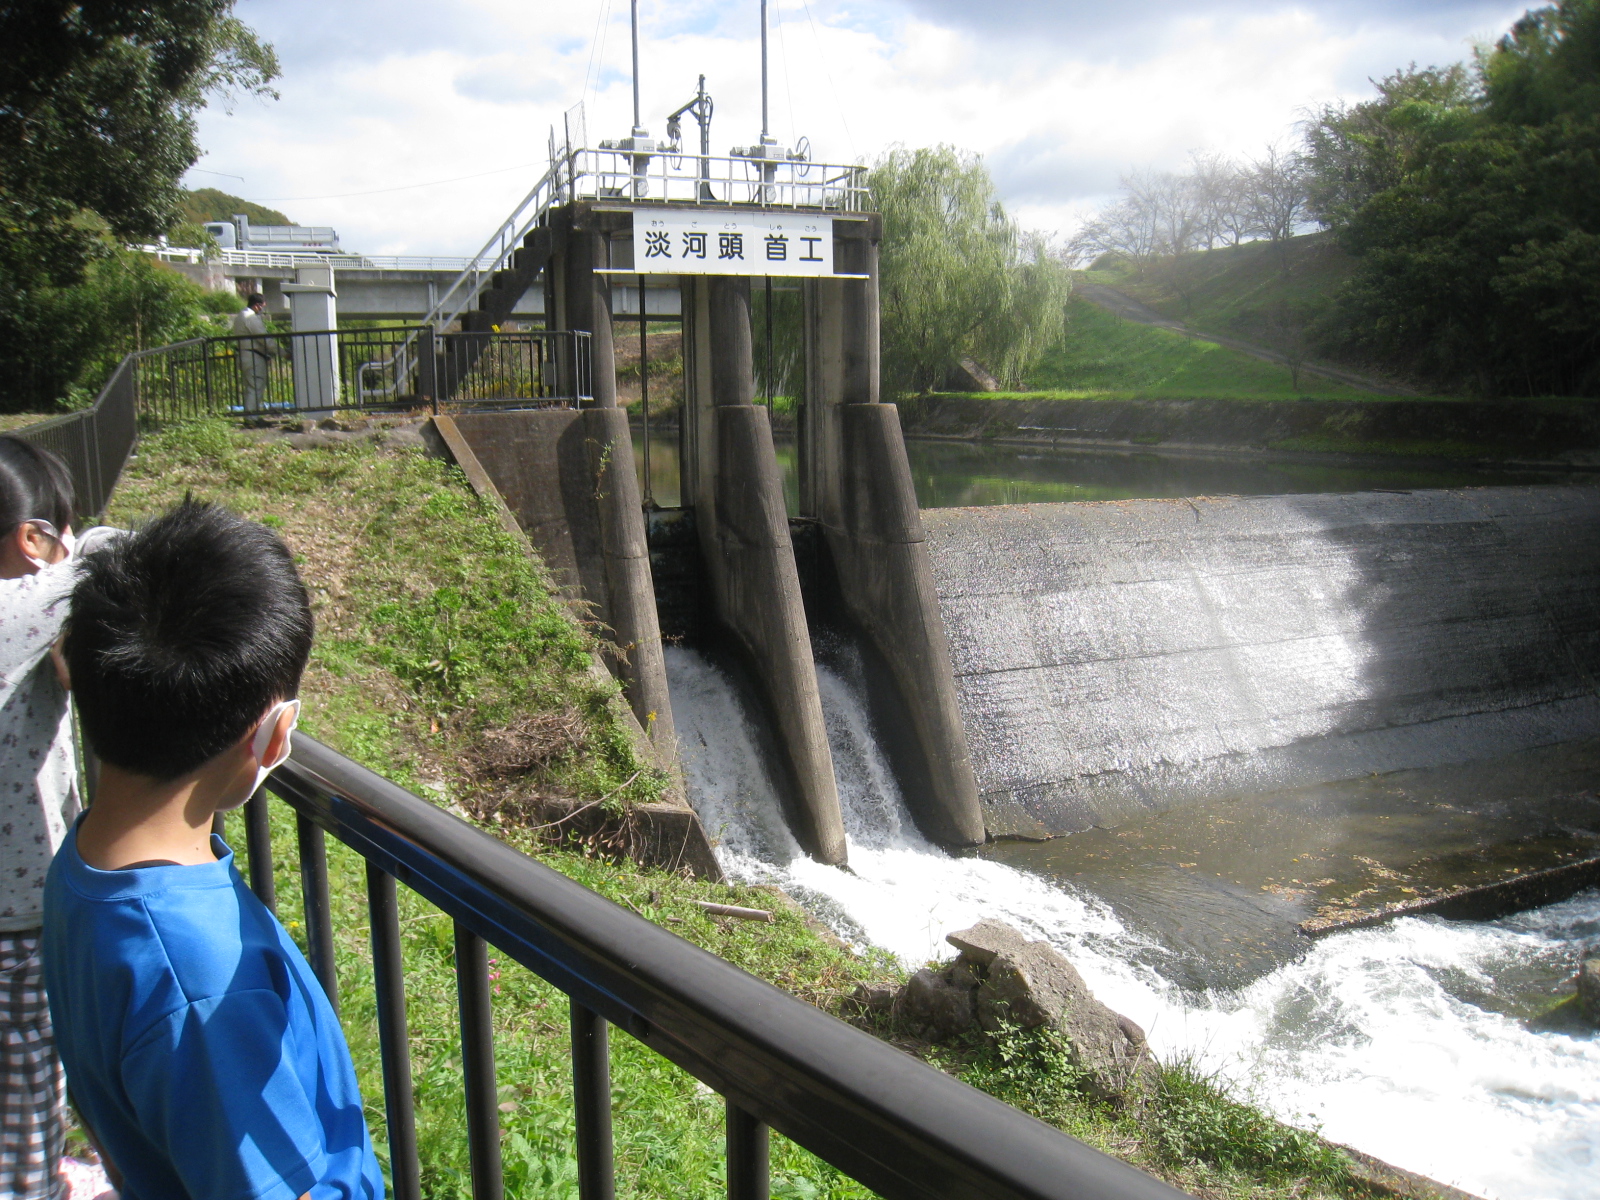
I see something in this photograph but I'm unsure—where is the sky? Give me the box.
[187,0,1530,255]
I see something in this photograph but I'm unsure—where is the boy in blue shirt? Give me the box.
[42,500,383,1200]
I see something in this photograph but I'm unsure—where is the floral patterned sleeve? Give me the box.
[0,563,76,688]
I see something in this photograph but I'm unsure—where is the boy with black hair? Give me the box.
[42,500,383,1200]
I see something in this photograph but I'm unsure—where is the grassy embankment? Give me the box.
[102,420,1383,1200]
[0,413,55,432]
[1085,233,1354,353]
[1012,294,1370,401]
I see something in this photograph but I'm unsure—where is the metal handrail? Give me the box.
[261,734,1190,1200]
[15,354,139,520]
[124,327,594,420]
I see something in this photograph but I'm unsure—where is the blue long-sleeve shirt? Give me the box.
[43,824,384,1200]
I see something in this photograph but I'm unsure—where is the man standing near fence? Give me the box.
[232,294,277,412]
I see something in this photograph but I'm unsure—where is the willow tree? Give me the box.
[871,146,1071,395]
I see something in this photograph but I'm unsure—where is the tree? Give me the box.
[0,2,277,410]
[871,146,1073,395]
[1310,0,1600,395]
[1300,64,1479,231]
[1245,144,1312,255]
[1189,152,1254,249]
[17,250,241,410]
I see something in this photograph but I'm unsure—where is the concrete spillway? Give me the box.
[923,486,1600,837]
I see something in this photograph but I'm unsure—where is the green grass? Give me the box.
[101,421,1383,1199]
[1088,233,1355,345]
[106,420,666,817]
[1020,296,1367,399]
[0,413,56,432]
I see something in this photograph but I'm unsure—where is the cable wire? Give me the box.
[800,0,857,162]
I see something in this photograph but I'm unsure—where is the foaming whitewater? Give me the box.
[664,646,1600,1200]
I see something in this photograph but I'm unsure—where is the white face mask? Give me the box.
[223,698,301,812]
[21,520,73,572]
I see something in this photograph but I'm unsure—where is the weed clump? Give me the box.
[1148,1061,1348,1184]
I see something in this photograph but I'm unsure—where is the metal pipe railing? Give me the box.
[123,327,593,421]
[256,734,1192,1200]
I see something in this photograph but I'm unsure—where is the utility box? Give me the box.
[281,264,339,413]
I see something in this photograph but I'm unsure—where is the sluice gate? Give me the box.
[434,198,985,865]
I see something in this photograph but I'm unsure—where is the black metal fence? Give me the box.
[132,327,594,423]
[254,734,1189,1200]
[437,328,594,409]
[14,355,138,521]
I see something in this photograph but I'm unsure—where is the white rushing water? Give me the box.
[665,645,1600,1200]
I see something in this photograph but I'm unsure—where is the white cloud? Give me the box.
[189,0,1529,254]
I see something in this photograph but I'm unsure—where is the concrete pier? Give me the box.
[444,409,675,750]
[800,216,985,847]
[680,273,847,865]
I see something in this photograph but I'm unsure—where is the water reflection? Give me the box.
[633,429,1585,512]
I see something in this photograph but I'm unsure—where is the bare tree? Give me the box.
[1069,145,1312,276]
[1246,143,1312,265]
[1189,151,1254,248]
[1067,168,1210,267]
[1264,298,1310,390]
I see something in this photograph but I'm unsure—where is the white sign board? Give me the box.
[631,210,833,276]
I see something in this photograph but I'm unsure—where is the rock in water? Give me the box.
[945,919,1031,966]
[1578,957,1600,1024]
[949,922,1157,1104]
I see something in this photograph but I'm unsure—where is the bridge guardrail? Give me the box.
[255,732,1192,1200]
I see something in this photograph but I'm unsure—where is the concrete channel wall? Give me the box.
[923,486,1600,837]
[899,394,1600,466]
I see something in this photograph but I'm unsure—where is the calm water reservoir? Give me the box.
[633,429,1593,510]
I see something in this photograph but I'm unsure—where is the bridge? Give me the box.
[144,244,684,322]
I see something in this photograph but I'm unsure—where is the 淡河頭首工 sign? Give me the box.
[631,211,834,277]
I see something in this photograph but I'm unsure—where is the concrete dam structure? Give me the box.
[426,176,985,869]
[924,487,1600,838]
[408,145,1597,874]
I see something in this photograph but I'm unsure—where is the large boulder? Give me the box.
[948,922,1157,1105]
[1579,957,1600,1024]
[946,919,1031,966]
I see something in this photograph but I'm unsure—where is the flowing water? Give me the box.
[665,643,1600,1200]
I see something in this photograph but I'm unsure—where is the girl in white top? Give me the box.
[0,435,103,1200]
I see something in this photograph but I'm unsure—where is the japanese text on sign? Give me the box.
[630,211,833,276]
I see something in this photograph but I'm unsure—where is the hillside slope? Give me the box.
[1088,233,1351,341]
[1021,295,1373,399]
[176,187,292,228]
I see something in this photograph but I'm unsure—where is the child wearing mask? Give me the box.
[0,435,118,1200]
[43,500,382,1200]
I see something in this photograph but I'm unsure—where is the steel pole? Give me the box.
[631,0,642,132]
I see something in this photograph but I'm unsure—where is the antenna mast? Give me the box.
[599,0,657,195]
[733,0,804,200]
[631,0,645,136]
[760,0,769,142]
